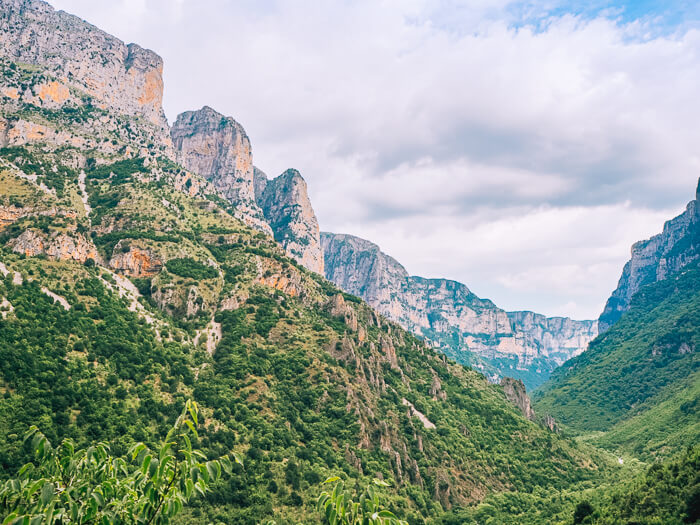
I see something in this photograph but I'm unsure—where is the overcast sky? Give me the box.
[49,0,700,319]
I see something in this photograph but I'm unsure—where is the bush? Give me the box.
[573,501,594,524]
[166,258,218,280]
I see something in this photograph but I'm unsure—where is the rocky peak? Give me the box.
[171,106,270,233]
[256,168,324,274]
[598,179,700,332]
[0,0,168,131]
[171,106,254,202]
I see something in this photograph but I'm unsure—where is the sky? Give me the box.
[48,0,700,319]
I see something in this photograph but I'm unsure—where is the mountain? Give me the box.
[0,1,612,523]
[321,232,598,390]
[598,180,700,332]
[0,0,169,134]
[534,180,700,461]
[171,106,324,274]
[171,106,271,233]
[254,167,324,275]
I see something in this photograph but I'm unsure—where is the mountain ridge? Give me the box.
[598,181,700,332]
[321,231,598,389]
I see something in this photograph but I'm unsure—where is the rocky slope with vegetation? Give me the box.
[598,180,700,332]
[321,232,598,390]
[171,106,324,275]
[535,180,700,463]
[0,1,624,523]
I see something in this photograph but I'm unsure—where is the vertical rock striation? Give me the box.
[170,106,270,233]
[256,168,324,275]
[0,0,168,132]
[321,232,597,389]
[598,179,700,332]
[171,107,324,274]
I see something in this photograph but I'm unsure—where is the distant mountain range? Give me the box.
[321,232,597,389]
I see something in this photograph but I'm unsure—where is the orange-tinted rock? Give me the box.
[0,1,169,134]
[37,81,70,104]
[45,233,99,263]
[9,230,98,263]
[109,246,163,278]
[0,206,26,230]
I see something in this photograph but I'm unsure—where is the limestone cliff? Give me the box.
[170,107,270,233]
[256,168,324,275]
[0,0,168,131]
[321,232,597,389]
[171,109,324,274]
[9,229,99,263]
[508,311,598,368]
[598,179,700,332]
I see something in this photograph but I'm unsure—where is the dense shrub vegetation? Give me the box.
[165,258,218,281]
[534,262,700,440]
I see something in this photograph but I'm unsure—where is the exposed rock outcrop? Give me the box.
[9,229,99,263]
[109,244,163,278]
[171,108,325,274]
[256,168,324,274]
[322,232,597,389]
[500,377,535,420]
[0,0,168,131]
[598,179,700,332]
[171,106,270,234]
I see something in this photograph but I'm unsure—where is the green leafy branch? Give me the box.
[0,400,240,525]
[316,477,407,525]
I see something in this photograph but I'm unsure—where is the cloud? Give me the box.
[331,202,679,319]
[48,0,700,318]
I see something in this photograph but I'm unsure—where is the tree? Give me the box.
[0,400,238,524]
[573,500,595,524]
[316,477,407,525]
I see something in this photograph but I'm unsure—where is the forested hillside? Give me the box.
[534,261,700,460]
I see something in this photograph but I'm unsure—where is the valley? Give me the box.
[0,1,697,524]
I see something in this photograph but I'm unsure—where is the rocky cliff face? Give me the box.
[256,168,324,275]
[508,311,598,368]
[0,0,168,132]
[598,179,700,332]
[9,229,99,263]
[170,107,270,233]
[322,232,597,389]
[501,377,535,420]
[171,108,324,274]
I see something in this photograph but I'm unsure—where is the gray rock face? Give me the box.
[598,179,700,332]
[500,377,535,421]
[171,107,324,273]
[508,311,598,368]
[256,168,324,275]
[171,107,271,234]
[0,0,168,132]
[321,232,598,389]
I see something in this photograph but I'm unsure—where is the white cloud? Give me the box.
[47,0,700,318]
